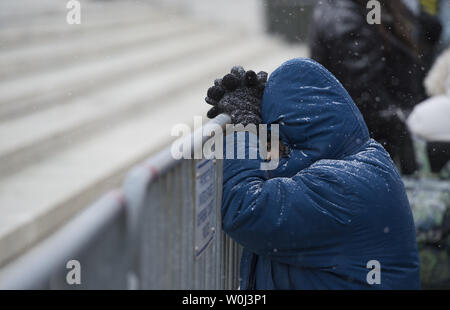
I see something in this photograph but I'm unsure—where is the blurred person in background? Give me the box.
[308,0,442,175]
[408,46,450,175]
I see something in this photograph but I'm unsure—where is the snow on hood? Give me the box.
[261,58,370,177]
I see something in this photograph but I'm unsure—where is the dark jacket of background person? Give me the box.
[221,58,420,289]
[308,0,441,175]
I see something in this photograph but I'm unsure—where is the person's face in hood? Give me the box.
[261,58,370,178]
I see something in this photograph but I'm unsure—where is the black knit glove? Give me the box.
[205,66,268,126]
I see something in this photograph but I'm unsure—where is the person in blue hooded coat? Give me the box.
[205,58,420,290]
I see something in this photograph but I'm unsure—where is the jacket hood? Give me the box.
[261,58,370,177]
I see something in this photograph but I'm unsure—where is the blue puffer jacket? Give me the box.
[221,58,420,290]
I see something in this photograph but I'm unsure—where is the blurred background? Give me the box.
[0,0,449,289]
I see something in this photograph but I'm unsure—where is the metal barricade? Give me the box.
[0,114,241,289]
[123,113,241,289]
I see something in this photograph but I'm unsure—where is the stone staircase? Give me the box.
[0,0,306,266]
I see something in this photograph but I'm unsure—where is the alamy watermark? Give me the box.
[366,0,381,25]
[171,116,280,171]
[66,0,81,25]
